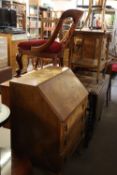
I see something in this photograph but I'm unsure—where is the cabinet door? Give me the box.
[82,37,96,60]
[0,37,8,68]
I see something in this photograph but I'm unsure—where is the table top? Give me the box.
[0,104,10,126]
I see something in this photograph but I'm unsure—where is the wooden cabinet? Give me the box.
[70,30,111,81]
[10,67,88,172]
[0,36,8,68]
[0,33,28,75]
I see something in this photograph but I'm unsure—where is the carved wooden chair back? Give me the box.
[31,9,83,53]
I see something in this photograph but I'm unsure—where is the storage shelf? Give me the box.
[27,27,39,29]
[77,3,115,30]
[27,16,39,19]
[2,0,26,31]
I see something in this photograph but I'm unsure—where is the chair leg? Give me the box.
[57,57,63,67]
[106,74,112,106]
[35,57,44,69]
[108,74,112,101]
[16,53,23,77]
[60,57,63,67]
[32,57,38,69]
[53,58,58,66]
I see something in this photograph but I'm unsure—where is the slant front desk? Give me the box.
[10,67,88,172]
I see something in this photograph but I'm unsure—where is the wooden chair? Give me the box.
[16,9,83,76]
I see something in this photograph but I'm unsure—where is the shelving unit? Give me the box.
[91,6,115,30]
[77,0,115,30]
[27,5,39,38]
[39,7,62,39]
[2,0,26,31]
[26,4,63,39]
[39,7,52,39]
[12,1,26,30]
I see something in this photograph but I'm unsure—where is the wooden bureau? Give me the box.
[10,67,88,172]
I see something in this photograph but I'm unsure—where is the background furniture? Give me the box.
[0,66,12,91]
[0,66,12,128]
[75,71,110,146]
[0,36,8,69]
[39,7,62,39]
[0,79,12,129]
[2,0,26,31]
[0,33,28,75]
[106,57,117,99]
[0,104,11,175]
[70,30,111,82]
[77,0,115,31]
[27,0,40,39]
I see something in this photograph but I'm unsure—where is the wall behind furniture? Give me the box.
[41,0,76,10]
[0,0,2,7]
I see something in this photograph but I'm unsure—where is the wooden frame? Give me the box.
[16,9,83,76]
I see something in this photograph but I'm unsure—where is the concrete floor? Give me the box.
[1,76,117,175]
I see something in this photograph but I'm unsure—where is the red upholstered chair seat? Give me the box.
[18,39,62,53]
[112,63,117,72]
